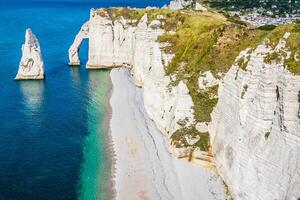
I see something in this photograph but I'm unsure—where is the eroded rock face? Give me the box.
[198,71,219,90]
[86,9,138,69]
[70,9,300,199]
[162,0,193,10]
[162,0,207,11]
[69,9,195,143]
[210,34,300,199]
[68,21,89,66]
[15,29,44,80]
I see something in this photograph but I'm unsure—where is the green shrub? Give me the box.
[257,25,277,31]
[171,127,210,151]
[264,132,271,140]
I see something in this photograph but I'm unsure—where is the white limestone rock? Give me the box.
[185,134,200,146]
[86,10,136,68]
[192,148,212,162]
[68,21,89,66]
[15,29,44,80]
[69,9,195,158]
[196,122,209,133]
[195,2,207,11]
[210,33,300,199]
[171,146,192,158]
[162,0,207,11]
[198,71,219,90]
[69,9,300,199]
[162,0,193,10]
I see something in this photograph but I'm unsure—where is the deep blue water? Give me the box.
[0,0,168,199]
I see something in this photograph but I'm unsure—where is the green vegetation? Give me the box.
[258,25,277,31]
[261,24,300,74]
[237,55,250,71]
[264,51,283,64]
[194,132,210,151]
[95,8,185,30]
[96,8,300,152]
[96,8,146,22]
[157,11,268,122]
[171,127,210,151]
[285,51,300,74]
[199,0,300,17]
[189,83,219,122]
[264,132,271,140]
[160,12,299,151]
[241,84,248,99]
[283,25,300,74]
[95,8,300,76]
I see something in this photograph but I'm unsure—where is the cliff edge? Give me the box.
[69,7,300,199]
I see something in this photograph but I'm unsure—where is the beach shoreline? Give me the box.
[103,70,117,200]
[108,68,225,200]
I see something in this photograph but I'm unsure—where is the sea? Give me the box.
[0,0,168,199]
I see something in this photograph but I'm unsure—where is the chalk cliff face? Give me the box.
[210,34,300,199]
[68,22,89,66]
[15,29,44,80]
[70,8,300,199]
[69,9,195,141]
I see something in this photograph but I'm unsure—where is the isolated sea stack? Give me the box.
[15,29,44,80]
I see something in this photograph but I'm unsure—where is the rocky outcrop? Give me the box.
[162,0,207,11]
[210,34,300,199]
[86,9,138,69]
[162,0,193,10]
[70,8,300,199]
[68,22,89,66]
[195,2,207,11]
[69,8,195,145]
[15,29,44,80]
[198,71,219,90]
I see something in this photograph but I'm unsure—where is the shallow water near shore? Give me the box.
[0,0,168,199]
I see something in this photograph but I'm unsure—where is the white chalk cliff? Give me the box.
[68,22,89,66]
[69,9,194,142]
[15,29,44,80]
[162,0,207,11]
[69,8,300,200]
[162,0,193,10]
[210,34,300,199]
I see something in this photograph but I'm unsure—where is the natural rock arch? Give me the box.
[68,21,89,66]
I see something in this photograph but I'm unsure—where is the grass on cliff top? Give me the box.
[95,8,187,30]
[160,21,268,77]
[257,24,300,74]
[94,8,299,152]
[157,11,269,122]
[157,12,300,122]
[277,25,300,75]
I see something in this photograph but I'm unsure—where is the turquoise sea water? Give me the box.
[0,0,168,199]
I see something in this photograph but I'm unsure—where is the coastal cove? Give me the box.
[67,4,300,200]
[2,0,300,200]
